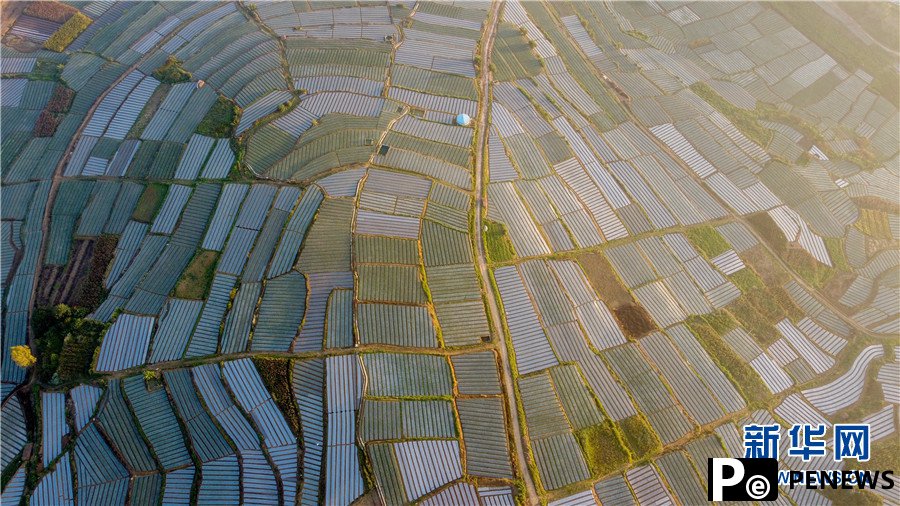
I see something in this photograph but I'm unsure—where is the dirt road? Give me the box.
[472,0,540,502]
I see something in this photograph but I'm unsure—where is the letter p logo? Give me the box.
[708,458,778,501]
[710,458,745,501]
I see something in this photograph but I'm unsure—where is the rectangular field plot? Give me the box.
[356,264,426,304]
[605,343,694,444]
[494,266,559,374]
[457,397,513,479]
[531,433,590,491]
[96,314,155,372]
[363,354,453,398]
[356,303,437,348]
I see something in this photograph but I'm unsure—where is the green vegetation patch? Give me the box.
[783,248,838,289]
[735,251,805,322]
[132,183,166,223]
[549,2,577,17]
[577,421,631,477]
[746,212,837,288]
[618,415,660,461]
[44,12,91,52]
[824,237,849,272]
[726,266,800,347]
[690,82,772,148]
[821,487,881,506]
[252,357,301,434]
[484,219,516,263]
[729,267,765,293]
[30,60,64,81]
[128,83,169,139]
[831,354,888,425]
[152,56,192,84]
[174,250,219,300]
[196,95,238,138]
[625,30,649,42]
[687,315,771,407]
[727,298,779,347]
[862,435,900,476]
[33,304,107,384]
[703,309,739,336]
[855,208,893,240]
[685,225,731,258]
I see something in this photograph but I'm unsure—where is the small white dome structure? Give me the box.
[456,113,471,126]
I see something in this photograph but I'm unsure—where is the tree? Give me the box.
[11,346,36,368]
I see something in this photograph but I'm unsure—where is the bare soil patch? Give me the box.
[576,252,632,308]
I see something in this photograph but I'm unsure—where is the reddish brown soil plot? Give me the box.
[38,235,116,311]
[576,251,657,339]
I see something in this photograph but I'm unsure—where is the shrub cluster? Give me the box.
[47,85,74,113]
[34,85,74,137]
[196,96,238,138]
[32,304,107,384]
[44,12,92,52]
[252,358,302,434]
[484,220,516,263]
[152,56,192,84]
[33,110,62,137]
[618,415,661,460]
[71,235,116,312]
[577,421,631,476]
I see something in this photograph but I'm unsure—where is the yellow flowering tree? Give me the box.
[11,345,36,368]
